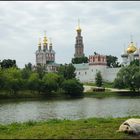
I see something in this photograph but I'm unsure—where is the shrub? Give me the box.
[61,79,84,97]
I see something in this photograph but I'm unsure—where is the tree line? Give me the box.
[0,59,84,97]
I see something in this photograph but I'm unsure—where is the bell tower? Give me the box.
[74,19,85,58]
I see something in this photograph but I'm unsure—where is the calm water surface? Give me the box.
[0,97,140,124]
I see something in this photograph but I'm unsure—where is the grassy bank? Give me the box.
[0,117,140,139]
[0,90,69,100]
[85,91,140,98]
[1,90,140,100]
[84,82,114,88]
[85,91,118,98]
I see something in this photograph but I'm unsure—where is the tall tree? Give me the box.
[95,71,103,87]
[58,64,76,79]
[106,55,120,68]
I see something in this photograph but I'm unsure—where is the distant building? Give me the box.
[35,32,60,72]
[73,22,120,83]
[121,40,140,66]
[74,55,120,83]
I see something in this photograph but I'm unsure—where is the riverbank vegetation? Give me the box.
[85,91,140,98]
[84,82,114,88]
[0,117,139,139]
[1,59,140,100]
[0,60,84,99]
[114,60,140,91]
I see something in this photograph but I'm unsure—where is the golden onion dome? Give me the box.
[76,25,81,32]
[43,36,48,44]
[126,42,137,54]
[43,31,48,44]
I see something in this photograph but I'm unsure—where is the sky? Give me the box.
[0,1,140,68]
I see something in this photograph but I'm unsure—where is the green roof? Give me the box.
[73,63,89,70]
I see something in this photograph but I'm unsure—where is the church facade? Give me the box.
[35,33,60,72]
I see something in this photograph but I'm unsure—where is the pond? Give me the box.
[0,97,140,124]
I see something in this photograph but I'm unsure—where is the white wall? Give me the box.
[104,67,121,82]
[75,64,121,83]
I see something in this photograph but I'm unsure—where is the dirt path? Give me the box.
[83,85,129,92]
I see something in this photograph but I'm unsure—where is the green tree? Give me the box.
[21,68,32,90]
[106,55,120,68]
[133,71,140,91]
[61,79,84,97]
[0,59,17,69]
[4,67,23,94]
[71,56,88,64]
[21,68,31,80]
[25,63,32,71]
[42,73,62,93]
[0,69,5,89]
[130,59,139,66]
[28,72,40,92]
[113,77,125,89]
[58,64,76,79]
[95,71,103,87]
[35,64,46,79]
[114,65,140,91]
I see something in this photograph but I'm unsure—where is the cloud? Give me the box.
[0,1,140,67]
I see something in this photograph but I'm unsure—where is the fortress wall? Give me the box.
[75,65,107,83]
[75,69,90,82]
[75,64,121,83]
[104,67,121,82]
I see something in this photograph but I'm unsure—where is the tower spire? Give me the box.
[78,18,80,27]
[44,30,46,36]
[43,30,48,44]
[43,31,48,51]
[130,34,133,43]
[38,38,41,50]
[76,18,81,32]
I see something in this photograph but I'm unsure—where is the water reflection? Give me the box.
[0,97,140,124]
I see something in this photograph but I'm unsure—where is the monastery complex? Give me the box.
[35,22,140,83]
